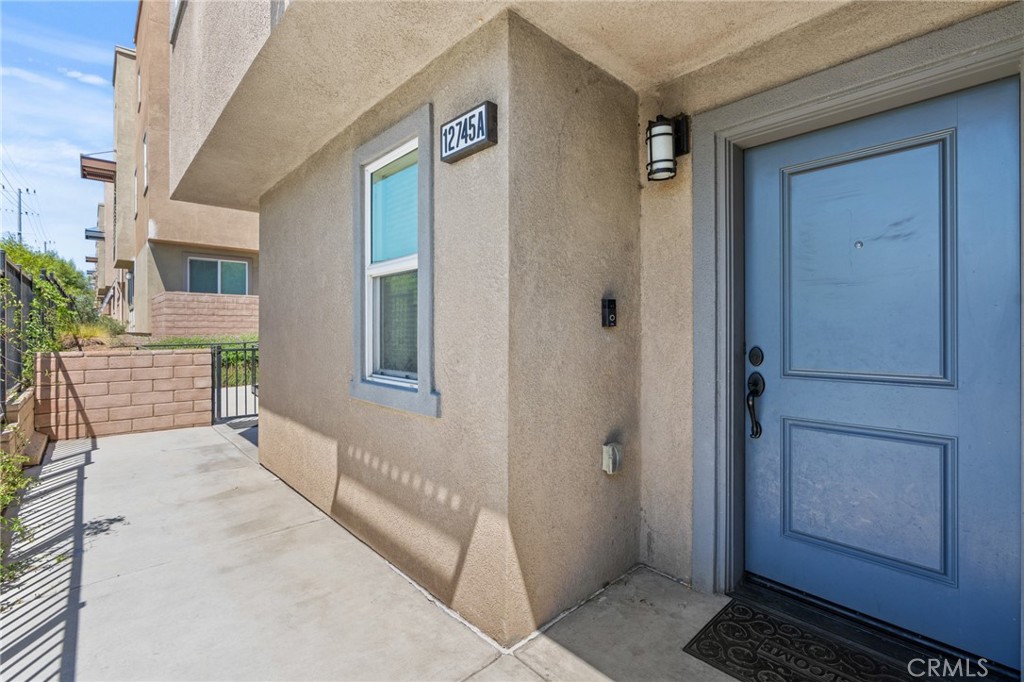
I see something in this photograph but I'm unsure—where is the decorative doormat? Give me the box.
[684,599,1006,682]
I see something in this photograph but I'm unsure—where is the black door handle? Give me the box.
[746,372,765,439]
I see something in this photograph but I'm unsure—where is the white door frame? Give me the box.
[689,3,1023,664]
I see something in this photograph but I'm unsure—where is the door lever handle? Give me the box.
[746,372,765,439]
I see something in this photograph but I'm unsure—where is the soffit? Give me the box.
[172,1,1005,210]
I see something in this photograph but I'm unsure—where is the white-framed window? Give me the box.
[137,69,141,111]
[350,104,437,417]
[142,132,149,193]
[133,169,138,218]
[363,139,419,386]
[187,257,248,295]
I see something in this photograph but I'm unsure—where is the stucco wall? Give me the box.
[113,47,136,269]
[506,16,642,631]
[136,0,259,254]
[149,241,259,294]
[258,16,521,642]
[168,0,272,196]
[99,184,115,290]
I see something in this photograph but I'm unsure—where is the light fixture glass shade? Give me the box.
[646,117,676,181]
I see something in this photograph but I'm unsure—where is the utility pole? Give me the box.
[15,188,35,244]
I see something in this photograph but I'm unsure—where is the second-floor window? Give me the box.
[133,169,138,217]
[188,257,248,295]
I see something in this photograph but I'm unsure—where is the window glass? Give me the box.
[378,271,417,376]
[189,259,218,293]
[370,149,418,263]
[220,261,247,295]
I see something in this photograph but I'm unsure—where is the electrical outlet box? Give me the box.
[602,442,623,475]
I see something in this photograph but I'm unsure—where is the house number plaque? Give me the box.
[440,101,497,163]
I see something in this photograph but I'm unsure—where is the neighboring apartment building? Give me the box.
[168,0,1023,671]
[80,1,258,338]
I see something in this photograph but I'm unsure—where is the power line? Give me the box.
[1,149,50,245]
[0,146,32,189]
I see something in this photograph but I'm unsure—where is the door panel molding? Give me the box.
[780,417,958,585]
[689,4,1023,654]
[780,130,958,387]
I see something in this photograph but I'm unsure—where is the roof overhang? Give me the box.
[170,1,1009,210]
[80,155,116,183]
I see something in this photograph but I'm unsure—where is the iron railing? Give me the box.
[0,252,77,401]
[0,251,34,400]
[212,343,259,421]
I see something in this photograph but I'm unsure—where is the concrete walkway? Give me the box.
[1,426,731,681]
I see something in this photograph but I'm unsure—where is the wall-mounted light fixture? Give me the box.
[646,114,690,182]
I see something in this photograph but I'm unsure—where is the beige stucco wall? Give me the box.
[136,0,258,255]
[102,184,115,289]
[120,0,260,334]
[506,16,642,631]
[260,11,647,644]
[259,15,520,642]
[168,0,272,196]
[149,242,258,295]
[113,47,136,269]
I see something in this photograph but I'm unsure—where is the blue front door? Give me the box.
[744,77,1021,667]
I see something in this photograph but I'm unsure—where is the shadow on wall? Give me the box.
[36,358,96,441]
[0,438,113,681]
[329,441,485,609]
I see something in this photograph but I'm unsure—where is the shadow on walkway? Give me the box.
[1,438,103,681]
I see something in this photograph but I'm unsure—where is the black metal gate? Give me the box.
[212,343,259,422]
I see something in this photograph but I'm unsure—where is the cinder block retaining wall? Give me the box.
[35,349,212,440]
[151,292,258,339]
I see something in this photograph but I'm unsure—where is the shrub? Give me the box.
[0,439,35,583]
[96,316,126,336]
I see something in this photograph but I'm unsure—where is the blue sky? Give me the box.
[1,0,137,272]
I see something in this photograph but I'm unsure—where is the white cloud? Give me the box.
[1,62,114,270]
[59,67,109,87]
[0,66,66,91]
[2,17,113,66]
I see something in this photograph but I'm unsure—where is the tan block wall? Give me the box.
[150,292,259,339]
[1,389,36,455]
[34,349,212,440]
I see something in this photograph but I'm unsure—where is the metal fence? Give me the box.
[212,343,259,422]
[0,251,34,400]
[143,340,259,422]
[0,251,81,402]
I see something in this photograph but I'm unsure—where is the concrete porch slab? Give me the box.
[514,568,734,681]
[2,425,740,681]
[1,427,498,681]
